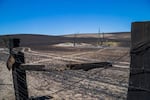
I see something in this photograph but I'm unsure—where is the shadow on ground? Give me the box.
[66,62,112,71]
[29,96,53,100]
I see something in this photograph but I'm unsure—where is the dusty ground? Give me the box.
[0,46,130,100]
[0,50,15,100]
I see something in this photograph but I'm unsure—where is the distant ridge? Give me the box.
[63,32,130,36]
[0,32,131,50]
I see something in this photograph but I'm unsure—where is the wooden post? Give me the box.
[12,61,45,100]
[7,38,46,99]
[9,39,29,100]
[12,65,29,100]
[127,21,150,100]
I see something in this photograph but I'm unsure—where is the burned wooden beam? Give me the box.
[21,64,45,71]
[127,21,150,100]
[66,62,112,71]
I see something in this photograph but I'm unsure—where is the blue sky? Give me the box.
[0,0,150,35]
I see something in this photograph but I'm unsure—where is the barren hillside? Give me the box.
[0,32,131,50]
[0,32,130,100]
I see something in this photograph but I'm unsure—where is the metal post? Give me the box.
[127,21,150,100]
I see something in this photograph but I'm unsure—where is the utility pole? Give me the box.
[73,33,77,47]
[102,32,104,45]
[97,27,101,46]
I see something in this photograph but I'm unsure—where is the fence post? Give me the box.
[127,22,150,100]
[9,39,29,100]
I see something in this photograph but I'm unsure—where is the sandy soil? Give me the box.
[0,46,130,100]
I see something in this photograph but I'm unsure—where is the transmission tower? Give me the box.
[97,27,102,46]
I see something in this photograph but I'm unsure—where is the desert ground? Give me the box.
[0,32,130,100]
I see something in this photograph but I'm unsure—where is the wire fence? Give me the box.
[1,46,130,99]
[26,47,129,99]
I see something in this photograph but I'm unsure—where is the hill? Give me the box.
[0,32,131,51]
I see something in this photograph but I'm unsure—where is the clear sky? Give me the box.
[0,0,150,35]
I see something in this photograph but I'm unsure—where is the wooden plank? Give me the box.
[21,64,45,71]
[66,62,112,71]
[127,21,150,100]
[131,22,145,49]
